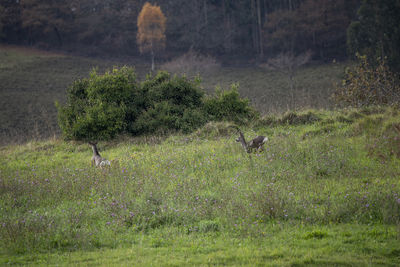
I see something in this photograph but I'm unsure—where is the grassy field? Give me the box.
[0,45,347,145]
[1,107,400,265]
[201,62,347,113]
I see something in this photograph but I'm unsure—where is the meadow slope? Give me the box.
[1,107,399,265]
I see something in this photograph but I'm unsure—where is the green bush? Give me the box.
[333,55,400,107]
[57,66,139,141]
[203,84,258,124]
[58,69,256,140]
[131,71,206,134]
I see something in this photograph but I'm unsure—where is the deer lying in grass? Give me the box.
[232,126,268,153]
[89,142,111,168]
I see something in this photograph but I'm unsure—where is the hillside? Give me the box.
[1,107,399,265]
[0,45,149,145]
[0,45,347,145]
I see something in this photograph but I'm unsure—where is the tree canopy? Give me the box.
[347,0,400,71]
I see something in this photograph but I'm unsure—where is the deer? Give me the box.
[89,142,111,168]
[231,126,268,153]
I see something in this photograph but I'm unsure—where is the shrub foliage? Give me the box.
[132,71,207,134]
[57,67,256,141]
[57,67,139,141]
[203,84,257,124]
[333,55,400,107]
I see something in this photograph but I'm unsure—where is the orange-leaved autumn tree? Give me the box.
[137,2,166,72]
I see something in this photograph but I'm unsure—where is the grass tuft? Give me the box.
[279,110,322,125]
[304,230,329,239]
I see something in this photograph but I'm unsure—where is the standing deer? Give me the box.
[232,127,268,153]
[89,142,111,168]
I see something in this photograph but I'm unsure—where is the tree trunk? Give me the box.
[222,0,232,53]
[151,49,155,72]
[194,0,201,48]
[54,26,63,47]
[257,0,263,57]
[251,0,258,54]
[204,0,208,26]
[203,0,208,46]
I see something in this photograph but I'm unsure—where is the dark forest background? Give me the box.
[0,0,362,63]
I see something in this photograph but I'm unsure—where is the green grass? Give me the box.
[0,45,348,145]
[2,224,398,266]
[1,108,400,265]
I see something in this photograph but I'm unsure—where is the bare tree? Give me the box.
[262,51,312,108]
[264,51,311,91]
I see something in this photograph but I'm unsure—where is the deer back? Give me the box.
[249,136,268,148]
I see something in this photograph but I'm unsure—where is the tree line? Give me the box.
[0,0,358,60]
[1,0,399,69]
